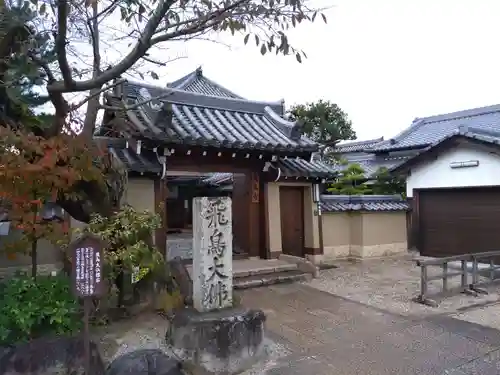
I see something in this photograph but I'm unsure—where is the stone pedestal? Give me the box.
[165,307,266,375]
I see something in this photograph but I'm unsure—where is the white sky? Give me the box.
[133,0,500,141]
[60,0,500,141]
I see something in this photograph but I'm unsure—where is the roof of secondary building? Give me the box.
[336,153,414,178]
[320,194,408,212]
[369,103,500,152]
[202,173,233,186]
[332,137,384,153]
[277,157,338,179]
[391,126,500,174]
[167,66,245,99]
[102,80,317,153]
[200,158,339,185]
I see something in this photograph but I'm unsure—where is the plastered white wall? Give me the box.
[406,145,500,197]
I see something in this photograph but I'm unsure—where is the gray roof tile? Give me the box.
[369,104,500,152]
[97,137,163,175]
[390,128,500,172]
[277,157,338,179]
[167,67,244,99]
[101,137,334,180]
[320,194,408,212]
[201,157,339,185]
[332,153,413,178]
[332,137,384,153]
[108,81,317,153]
[202,173,233,186]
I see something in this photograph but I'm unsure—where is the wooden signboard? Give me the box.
[70,233,106,298]
[251,172,260,203]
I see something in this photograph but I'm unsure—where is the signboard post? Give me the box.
[69,233,106,375]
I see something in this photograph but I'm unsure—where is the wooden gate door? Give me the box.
[279,186,304,257]
[419,187,500,257]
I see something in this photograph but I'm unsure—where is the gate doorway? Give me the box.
[279,186,305,257]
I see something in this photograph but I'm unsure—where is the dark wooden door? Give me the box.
[419,187,500,257]
[280,186,304,257]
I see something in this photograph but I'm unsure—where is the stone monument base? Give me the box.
[165,307,266,375]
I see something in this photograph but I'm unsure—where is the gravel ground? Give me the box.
[305,256,500,318]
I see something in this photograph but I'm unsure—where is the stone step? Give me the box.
[233,269,311,290]
[232,261,298,278]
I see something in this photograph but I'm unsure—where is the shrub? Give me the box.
[0,273,81,345]
[74,205,163,281]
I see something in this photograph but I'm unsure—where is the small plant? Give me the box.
[71,205,164,307]
[75,205,163,279]
[0,272,81,345]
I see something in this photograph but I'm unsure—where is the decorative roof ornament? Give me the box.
[138,87,162,111]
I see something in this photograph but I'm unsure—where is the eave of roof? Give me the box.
[277,157,338,179]
[96,137,163,176]
[390,128,500,174]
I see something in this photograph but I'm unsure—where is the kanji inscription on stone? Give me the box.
[70,233,105,298]
[192,197,233,312]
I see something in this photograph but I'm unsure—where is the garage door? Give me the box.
[419,187,500,257]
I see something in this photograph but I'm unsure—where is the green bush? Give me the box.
[0,272,81,345]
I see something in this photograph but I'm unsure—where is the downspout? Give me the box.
[317,190,325,258]
[313,183,325,258]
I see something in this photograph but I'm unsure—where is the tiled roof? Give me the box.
[369,104,500,152]
[97,136,334,180]
[200,157,339,185]
[320,195,408,212]
[97,137,163,175]
[339,154,413,178]
[332,137,384,153]
[167,67,244,99]
[105,81,317,153]
[391,127,500,173]
[277,158,338,179]
[202,173,233,186]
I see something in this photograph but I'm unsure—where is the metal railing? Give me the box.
[415,251,500,307]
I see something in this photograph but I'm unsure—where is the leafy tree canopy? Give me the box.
[289,100,356,157]
[371,166,406,197]
[328,162,370,195]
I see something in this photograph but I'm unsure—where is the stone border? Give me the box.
[278,254,319,278]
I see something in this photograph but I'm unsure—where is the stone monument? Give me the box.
[192,196,233,311]
[166,197,267,375]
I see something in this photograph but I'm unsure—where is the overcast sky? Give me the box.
[132,0,500,142]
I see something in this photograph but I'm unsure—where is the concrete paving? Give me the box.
[239,283,500,375]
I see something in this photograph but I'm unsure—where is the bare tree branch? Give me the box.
[47,0,178,93]
[55,0,73,86]
[99,90,174,111]
[81,0,104,138]
[71,78,125,111]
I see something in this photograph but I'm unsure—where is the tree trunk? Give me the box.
[31,239,37,279]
